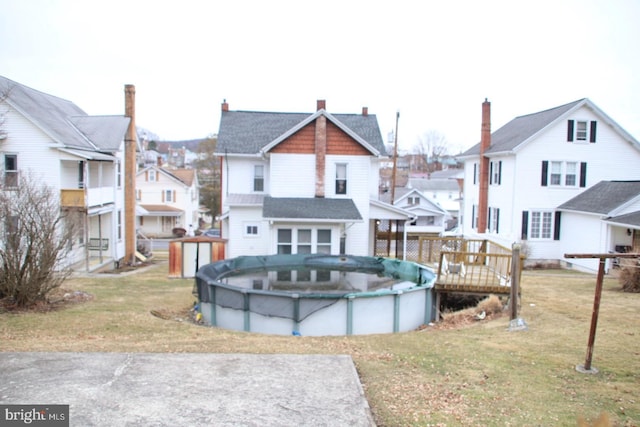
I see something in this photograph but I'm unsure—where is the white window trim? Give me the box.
[243,222,260,237]
[276,227,334,254]
[253,164,265,193]
[335,163,348,196]
[529,210,553,240]
[548,161,578,188]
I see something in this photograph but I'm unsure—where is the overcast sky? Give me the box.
[1,0,639,152]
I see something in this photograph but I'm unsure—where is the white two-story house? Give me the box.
[0,75,132,271]
[381,187,450,234]
[136,166,200,237]
[459,98,640,269]
[215,100,415,259]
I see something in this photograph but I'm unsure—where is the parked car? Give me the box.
[203,228,220,238]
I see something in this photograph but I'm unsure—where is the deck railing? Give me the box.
[409,236,522,294]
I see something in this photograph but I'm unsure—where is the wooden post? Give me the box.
[565,252,640,373]
[510,244,521,320]
[580,256,606,373]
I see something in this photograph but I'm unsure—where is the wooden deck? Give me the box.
[404,238,524,320]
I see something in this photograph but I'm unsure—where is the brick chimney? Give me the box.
[221,99,229,112]
[477,98,491,233]
[124,84,137,264]
[317,99,326,111]
[315,100,327,197]
[362,106,368,116]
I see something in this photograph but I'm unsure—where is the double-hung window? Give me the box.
[542,161,585,188]
[253,165,264,192]
[335,164,347,195]
[489,160,502,185]
[4,154,18,187]
[488,207,500,233]
[567,120,597,143]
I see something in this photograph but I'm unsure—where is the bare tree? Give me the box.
[413,130,449,173]
[194,136,221,228]
[0,172,79,307]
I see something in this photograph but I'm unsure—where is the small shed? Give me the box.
[168,236,226,278]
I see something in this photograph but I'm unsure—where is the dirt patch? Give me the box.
[0,287,93,313]
[100,260,156,274]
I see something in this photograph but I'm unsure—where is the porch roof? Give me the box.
[262,197,362,222]
[139,204,184,217]
[58,147,117,161]
[605,211,640,228]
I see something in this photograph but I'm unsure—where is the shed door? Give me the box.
[182,242,212,278]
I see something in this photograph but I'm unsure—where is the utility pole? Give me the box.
[387,112,400,256]
[389,111,400,205]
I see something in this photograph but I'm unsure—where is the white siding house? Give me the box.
[557,181,640,272]
[382,187,450,234]
[136,166,200,237]
[216,100,415,259]
[0,75,131,271]
[459,98,640,270]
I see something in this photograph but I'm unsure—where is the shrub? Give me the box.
[618,263,640,293]
[0,173,77,307]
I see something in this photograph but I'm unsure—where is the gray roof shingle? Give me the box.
[461,99,585,156]
[606,211,640,227]
[70,115,130,151]
[262,197,362,221]
[557,181,640,214]
[1,75,128,153]
[216,109,385,155]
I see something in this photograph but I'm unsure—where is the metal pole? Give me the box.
[510,244,521,320]
[579,257,606,373]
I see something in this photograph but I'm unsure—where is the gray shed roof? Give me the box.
[216,109,386,156]
[461,99,585,156]
[557,181,640,214]
[262,197,362,221]
[1,75,129,152]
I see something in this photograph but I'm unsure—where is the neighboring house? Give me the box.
[558,181,640,272]
[381,187,450,234]
[215,100,415,259]
[458,98,640,269]
[407,175,461,229]
[0,75,132,272]
[136,166,200,237]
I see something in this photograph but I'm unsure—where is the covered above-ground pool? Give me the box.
[194,254,436,336]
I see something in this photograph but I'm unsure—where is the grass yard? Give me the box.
[1,260,639,426]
